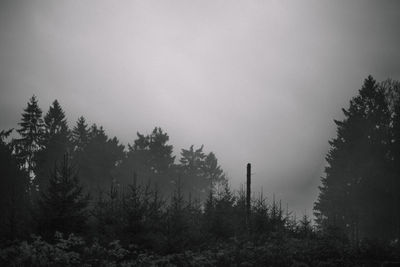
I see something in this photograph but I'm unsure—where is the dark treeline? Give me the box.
[1,76,400,266]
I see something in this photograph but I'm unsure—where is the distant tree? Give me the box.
[203,152,226,186]
[15,95,44,182]
[72,116,89,153]
[0,129,30,241]
[35,100,71,191]
[179,145,227,201]
[76,124,124,193]
[117,127,175,194]
[179,145,207,198]
[314,76,392,242]
[35,154,90,239]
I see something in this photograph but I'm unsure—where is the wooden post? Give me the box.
[246,163,251,227]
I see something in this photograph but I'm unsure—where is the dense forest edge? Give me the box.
[1,75,400,266]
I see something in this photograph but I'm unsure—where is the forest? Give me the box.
[1,75,400,266]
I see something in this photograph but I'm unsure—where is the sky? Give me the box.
[1,0,400,218]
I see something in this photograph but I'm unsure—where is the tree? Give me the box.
[203,152,226,190]
[179,146,227,201]
[72,116,89,153]
[0,129,30,241]
[203,182,235,240]
[386,79,400,240]
[36,154,90,239]
[35,100,71,191]
[314,76,392,242]
[15,95,44,182]
[76,124,124,193]
[179,145,207,198]
[117,127,175,195]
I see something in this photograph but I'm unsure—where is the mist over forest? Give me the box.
[2,0,400,266]
[1,76,400,266]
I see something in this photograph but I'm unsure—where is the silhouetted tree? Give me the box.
[203,183,235,240]
[179,145,207,198]
[15,95,44,183]
[35,154,90,239]
[315,76,392,242]
[298,213,313,238]
[35,100,71,191]
[203,152,226,188]
[0,129,30,241]
[179,145,227,201]
[388,80,400,240]
[76,124,124,193]
[72,116,89,152]
[118,127,175,194]
[251,191,270,238]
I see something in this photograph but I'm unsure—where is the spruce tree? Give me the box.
[117,127,174,195]
[36,154,89,239]
[179,145,206,198]
[35,100,71,191]
[77,124,124,192]
[72,116,89,152]
[314,76,391,241]
[0,129,30,240]
[390,85,400,240]
[15,95,44,181]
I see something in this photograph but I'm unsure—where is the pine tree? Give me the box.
[179,146,227,202]
[76,124,124,193]
[314,76,391,241]
[117,127,174,195]
[72,116,89,152]
[36,154,89,239]
[203,152,226,185]
[0,129,30,240]
[179,145,206,198]
[389,82,400,240]
[298,213,313,238]
[15,95,44,181]
[35,100,71,191]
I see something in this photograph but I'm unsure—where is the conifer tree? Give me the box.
[390,84,400,240]
[15,95,44,181]
[76,124,124,193]
[35,100,71,191]
[202,152,226,188]
[179,145,206,198]
[118,127,174,194]
[314,76,391,241]
[179,146,227,201]
[72,116,89,152]
[0,129,30,240]
[36,154,89,239]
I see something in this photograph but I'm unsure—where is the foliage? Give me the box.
[314,76,396,242]
[35,100,71,191]
[0,129,30,241]
[14,95,44,181]
[35,154,90,239]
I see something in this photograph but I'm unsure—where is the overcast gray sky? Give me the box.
[1,0,400,217]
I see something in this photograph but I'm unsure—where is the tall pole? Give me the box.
[246,163,251,228]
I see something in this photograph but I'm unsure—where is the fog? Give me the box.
[1,0,400,217]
